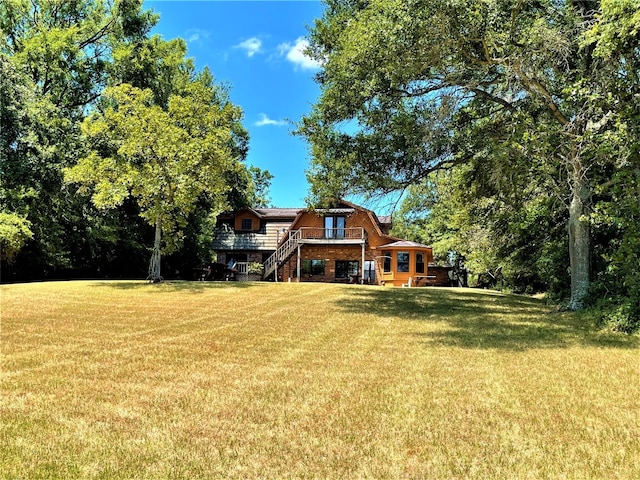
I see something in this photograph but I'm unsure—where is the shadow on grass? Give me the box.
[90,280,266,292]
[337,287,640,351]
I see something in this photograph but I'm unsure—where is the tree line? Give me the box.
[1,0,271,282]
[299,0,639,331]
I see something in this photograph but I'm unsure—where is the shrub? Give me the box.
[247,262,264,275]
[593,299,640,334]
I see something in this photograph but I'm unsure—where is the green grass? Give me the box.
[1,281,639,479]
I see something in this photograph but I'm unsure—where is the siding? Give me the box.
[212,221,291,251]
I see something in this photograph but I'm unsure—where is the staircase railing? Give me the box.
[263,227,366,279]
[263,230,299,279]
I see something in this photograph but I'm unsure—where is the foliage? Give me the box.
[247,262,264,275]
[65,79,249,280]
[591,298,640,334]
[247,166,274,208]
[0,211,33,263]
[301,0,640,313]
[392,167,569,295]
[0,0,158,277]
[1,1,269,280]
[224,165,274,210]
[578,0,640,324]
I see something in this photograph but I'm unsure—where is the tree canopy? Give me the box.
[300,0,640,317]
[1,0,268,281]
[65,78,249,281]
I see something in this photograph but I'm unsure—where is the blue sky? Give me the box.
[143,0,325,208]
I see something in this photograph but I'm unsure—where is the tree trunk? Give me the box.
[567,155,591,310]
[148,217,162,282]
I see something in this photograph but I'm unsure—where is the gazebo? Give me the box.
[375,240,434,287]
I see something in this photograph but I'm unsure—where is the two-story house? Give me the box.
[213,200,435,286]
[212,207,301,278]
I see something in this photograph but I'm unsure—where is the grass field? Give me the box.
[1,281,639,479]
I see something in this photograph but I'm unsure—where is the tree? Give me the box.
[300,0,638,309]
[0,55,33,265]
[0,212,33,264]
[65,80,249,282]
[580,0,640,330]
[393,165,570,295]
[0,0,158,277]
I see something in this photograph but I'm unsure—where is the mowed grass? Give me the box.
[1,281,639,479]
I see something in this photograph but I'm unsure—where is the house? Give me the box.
[213,200,434,286]
[212,207,301,279]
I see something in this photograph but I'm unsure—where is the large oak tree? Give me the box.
[300,0,639,310]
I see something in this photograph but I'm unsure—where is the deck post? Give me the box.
[361,241,365,284]
[297,244,301,281]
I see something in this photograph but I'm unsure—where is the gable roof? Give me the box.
[335,199,389,240]
[286,199,392,241]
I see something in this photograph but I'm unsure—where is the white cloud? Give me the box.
[235,37,262,57]
[254,113,288,127]
[279,37,322,71]
[185,29,211,45]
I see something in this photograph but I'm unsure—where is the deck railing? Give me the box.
[296,227,365,241]
[263,233,299,279]
[235,262,248,274]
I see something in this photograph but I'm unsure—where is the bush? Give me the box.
[0,212,33,263]
[247,262,264,275]
[593,299,640,334]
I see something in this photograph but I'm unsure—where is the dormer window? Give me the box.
[241,218,253,231]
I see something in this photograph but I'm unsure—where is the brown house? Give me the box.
[213,200,434,286]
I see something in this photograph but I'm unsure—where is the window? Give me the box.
[324,215,346,238]
[302,259,325,275]
[364,260,376,283]
[335,260,359,279]
[335,216,345,238]
[241,218,252,231]
[383,251,392,273]
[397,252,410,272]
[416,253,425,274]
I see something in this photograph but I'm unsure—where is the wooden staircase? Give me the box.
[263,227,366,280]
[263,230,299,279]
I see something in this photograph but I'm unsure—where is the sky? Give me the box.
[143,0,326,208]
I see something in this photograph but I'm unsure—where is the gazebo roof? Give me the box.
[377,240,432,249]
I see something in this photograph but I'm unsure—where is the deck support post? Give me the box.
[297,244,301,282]
[361,242,365,284]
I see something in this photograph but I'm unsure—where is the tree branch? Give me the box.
[78,18,115,49]
[509,1,526,47]
[469,87,517,112]
[386,82,448,98]
[511,62,569,125]
[30,0,39,27]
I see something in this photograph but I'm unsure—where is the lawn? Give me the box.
[1,281,639,479]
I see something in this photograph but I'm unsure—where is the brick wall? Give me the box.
[279,244,378,283]
[427,265,453,286]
